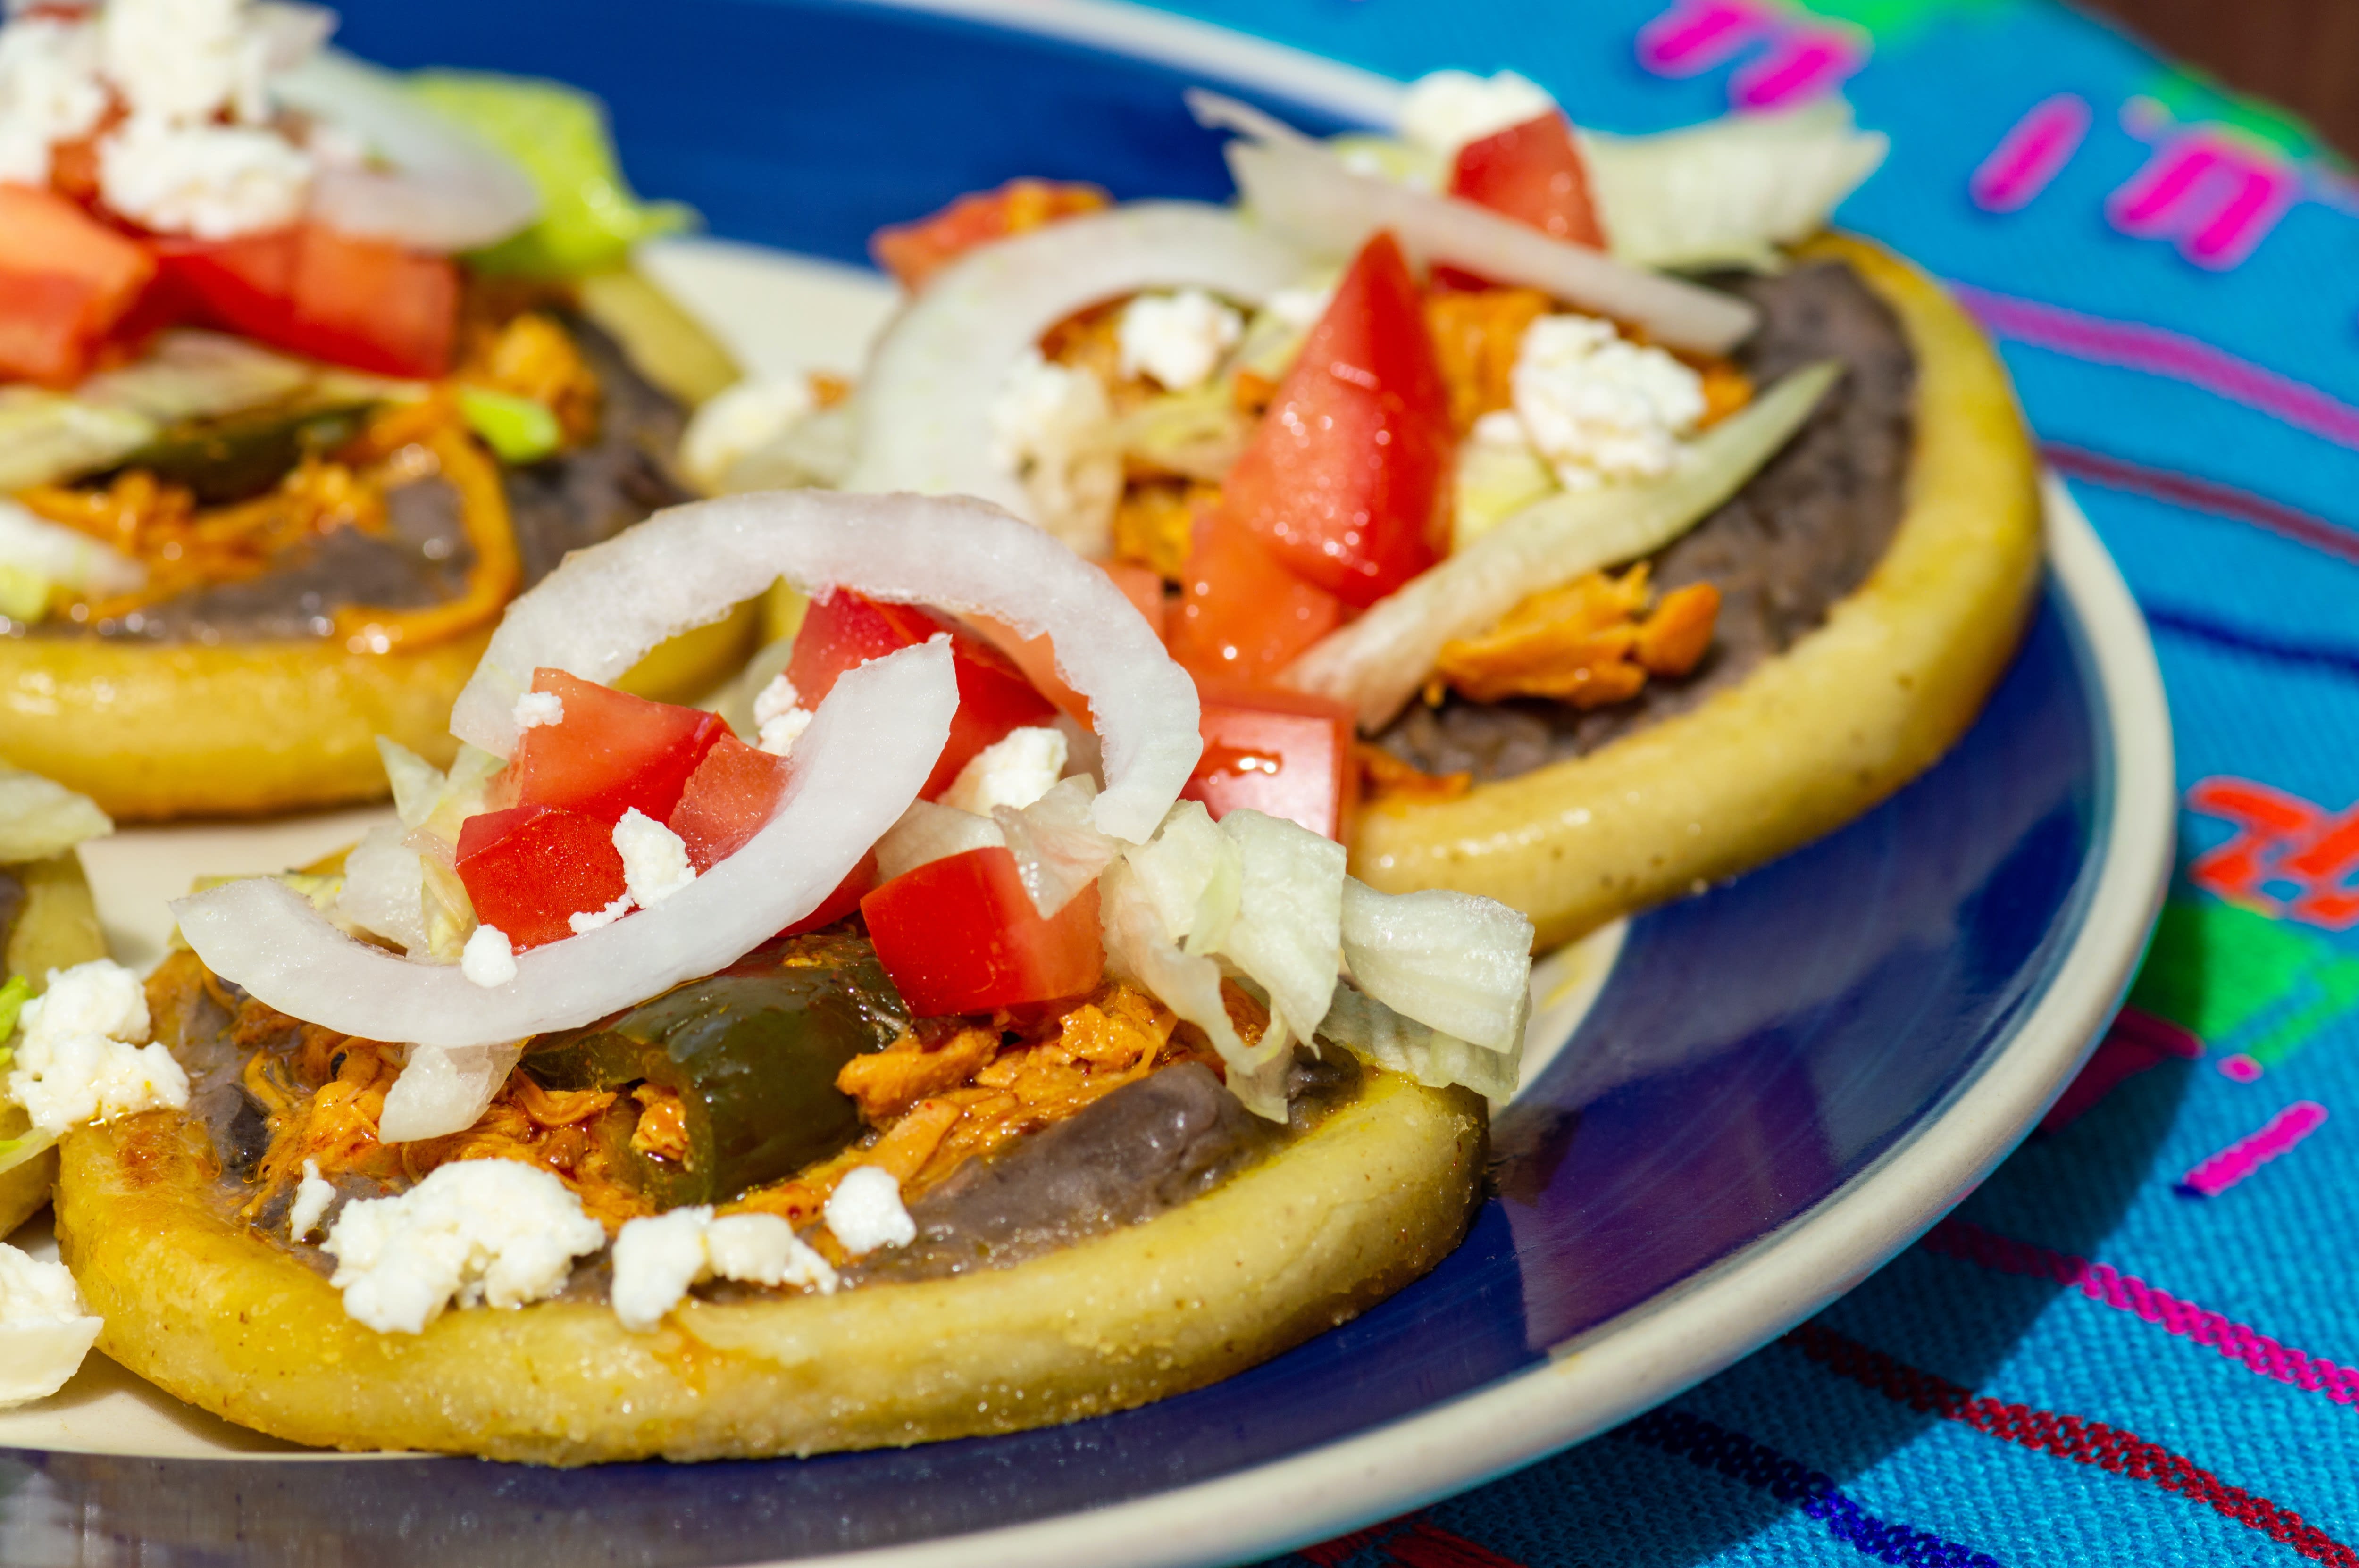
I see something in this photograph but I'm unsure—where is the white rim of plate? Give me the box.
[750,471,2173,1568]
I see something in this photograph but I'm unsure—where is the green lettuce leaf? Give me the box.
[408,71,696,280]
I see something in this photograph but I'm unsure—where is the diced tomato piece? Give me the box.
[509,669,729,826]
[0,186,157,385]
[786,590,1058,797]
[455,803,628,950]
[1218,231,1451,608]
[152,224,458,378]
[870,179,1109,291]
[781,851,878,939]
[1449,111,1607,250]
[668,732,792,871]
[962,561,1167,726]
[1166,509,1346,684]
[1182,683,1359,841]
[861,847,1104,1017]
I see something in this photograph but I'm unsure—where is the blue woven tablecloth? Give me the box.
[1150,2,2359,1563]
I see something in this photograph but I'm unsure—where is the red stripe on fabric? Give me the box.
[2041,444,2359,567]
[1951,284,2359,452]
[1382,1522,1527,1568]
[1299,1516,1416,1566]
[1922,1218,2359,1406]
[1786,1321,2359,1566]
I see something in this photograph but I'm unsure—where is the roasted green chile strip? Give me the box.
[523,933,910,1206]
[107,401,376,506]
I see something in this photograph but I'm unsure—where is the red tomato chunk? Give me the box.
[1182,685,1358,842]
[508,669,728,826]
[1219,230,1451,609]
[456,804,627,950]
[153,224,459,379]
[0,186,157,385]
[1166,509,1345,685]
[1450,111,1607,250]
[861,847,1104,1018]
[668,733,792,872]
[787,590,1058,798]
[869,179,1109,292]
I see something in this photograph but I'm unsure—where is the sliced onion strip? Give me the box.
[845,201,1306,520]
[273,49,542,252]
[1283,361,1839,729]
[449,491,1199,842]
[175,641,957,1050]
[1190,90,1758,354]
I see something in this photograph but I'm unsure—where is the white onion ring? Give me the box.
[449,491,1200,843]
[844,201,1305,519]
[1189,91,1759,354]
[174,642,957,1051]
[273,49,542,252]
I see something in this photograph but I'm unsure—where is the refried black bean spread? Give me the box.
[25,317,692,645]
[168,958,1367,1297]
[1376,259,1917,783]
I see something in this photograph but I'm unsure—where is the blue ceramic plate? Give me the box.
[0,4,2175,1564]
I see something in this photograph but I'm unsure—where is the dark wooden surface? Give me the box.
[2071,0,2359,158]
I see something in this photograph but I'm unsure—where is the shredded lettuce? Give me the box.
[0,768,112,864]
[0,973,30,1055]
[409,72,695,279]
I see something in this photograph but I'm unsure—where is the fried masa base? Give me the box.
[1,853,108,1238]
[57,1067,1485,1464]
[0,596,760,823]
[1350,235,2045,950]
[0,270,757,823]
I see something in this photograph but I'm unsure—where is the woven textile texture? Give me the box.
[1133,1,2359,1563]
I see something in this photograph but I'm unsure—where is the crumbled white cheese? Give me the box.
[703,1212,835,1292]
[287,1158,334,1241]
[0,16,106,188]
[1507,314,1707,490]
[512,690,564,731]
[1263,284,1335,334]
[1398,68,1556,160]
[753,674,815,757]
[941,725,1066,817]
[568,894,634,936]
[678,376,817,496]
[823,1165,915,1257]
[322,1159,606,1335]
[1117,289,1244,393]
[98,0,268,126]
[987,348,1121,557]
[613,809,694,909]
[752,673,802,730]
[608,1206,835,1332]
[98,115,312,240]
[608,1207,710,1334]
[756,706,813,757]
[0,498,146,601]
[459,924,518,989]
[5,959,188,1137]
[0,1241,101,1409]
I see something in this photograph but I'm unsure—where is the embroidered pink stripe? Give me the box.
[1949,284,2359,453]
[1923,1217,2359,1406]
[2180,1101,2329,1196]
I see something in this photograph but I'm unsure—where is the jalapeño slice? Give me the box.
[524,932,909,1206]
